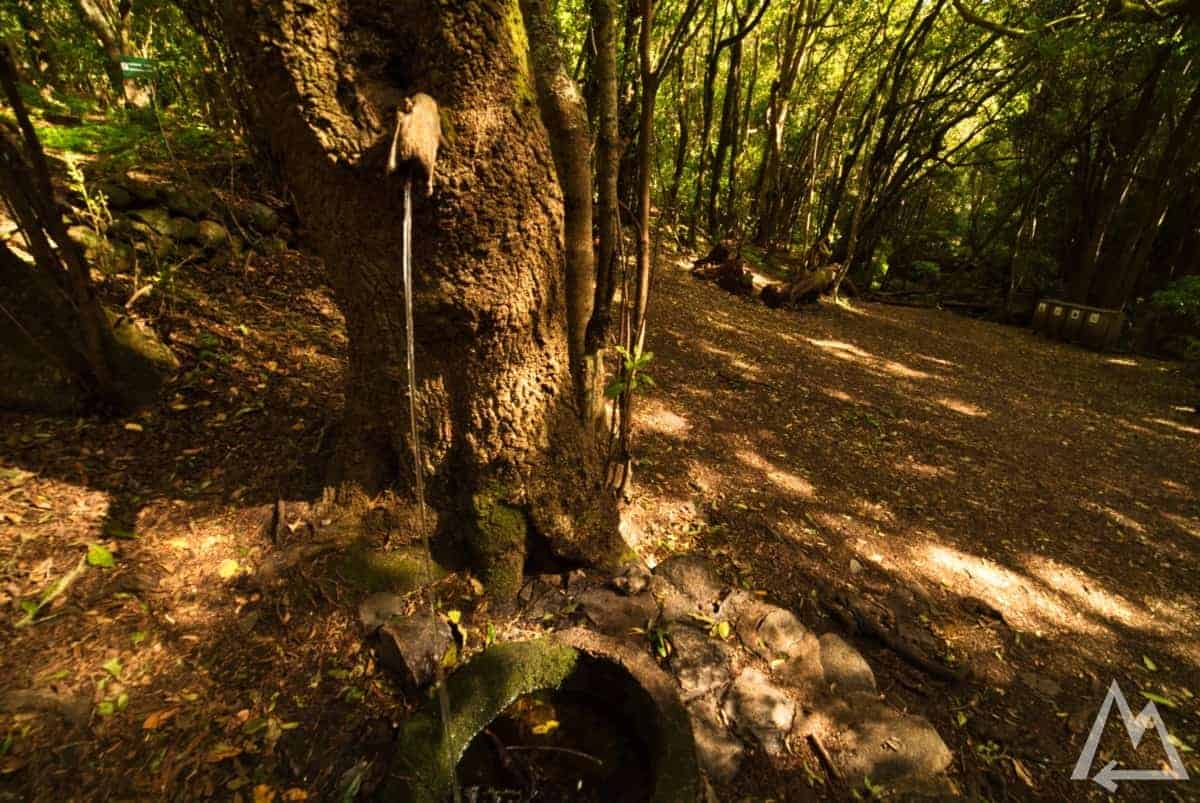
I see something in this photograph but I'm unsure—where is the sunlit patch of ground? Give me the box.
[629,252,1200,800]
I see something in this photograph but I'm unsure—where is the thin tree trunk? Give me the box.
[584,0,622,431]
[522,0,595,407]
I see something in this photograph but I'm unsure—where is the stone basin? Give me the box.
[385,629,702,802]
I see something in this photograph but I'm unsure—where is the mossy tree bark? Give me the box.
[217,0,625,592]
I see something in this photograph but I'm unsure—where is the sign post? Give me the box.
[119,56,155,79]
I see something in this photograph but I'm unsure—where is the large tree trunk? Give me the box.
[219,0,624,596]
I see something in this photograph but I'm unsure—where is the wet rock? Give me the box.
[819,633,876,694]
[668,626,733,701]
[654,554,724,611]
[577,587,658,636]
[358,591,408,632]
[687,697,744,782]
[375,612,453,689]
[722,667,795,756]
[194,220,230,249]
[817,692,952,789]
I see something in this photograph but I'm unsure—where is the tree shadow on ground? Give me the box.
[630,259,1200,800]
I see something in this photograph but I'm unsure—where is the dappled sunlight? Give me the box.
[696,338,746,362]
[707,319,744,337]
[934,396,988,418]
[1114,417,1159,437]
[734,449,815,498]
[820,387,856,404]
[912,353,960,369]
[914,543,1119,637]
[729,358,767,383]
[1163,512,1200,540]
[638,399,691,437]
[896,458,957,480]
[805,337,935,381]
[851,499,896,526]
[1145,417,1200,437]
[1161,478,1191,496]
[1082,501,1146,534]
[1020,554,1158,633]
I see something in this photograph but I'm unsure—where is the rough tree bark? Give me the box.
[217,0,625,597]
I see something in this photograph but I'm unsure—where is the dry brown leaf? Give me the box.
[142,707,179,730]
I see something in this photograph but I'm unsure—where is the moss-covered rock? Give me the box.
[468,484,528,599]
[337,542,447,593]
[103,311,179,408]
[387,640,580,802]
[386,634,703,803]
[0,247,175,412]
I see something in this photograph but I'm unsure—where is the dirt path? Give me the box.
[628,256,1200,799]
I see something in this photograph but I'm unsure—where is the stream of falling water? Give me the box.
[403,180,460,802]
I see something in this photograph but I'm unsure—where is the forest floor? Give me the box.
[630,255,1200,800]
[1,148,1199,799]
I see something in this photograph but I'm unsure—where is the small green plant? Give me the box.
[605,346,657,399]
[64,156,117,273]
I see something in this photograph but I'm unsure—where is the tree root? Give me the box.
[822,587,967,683]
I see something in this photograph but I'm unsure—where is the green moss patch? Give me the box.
[387,640,580,802]
[469,484,527,599]
[337,542,447,594]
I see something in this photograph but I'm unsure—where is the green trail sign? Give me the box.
[120,56,155,78]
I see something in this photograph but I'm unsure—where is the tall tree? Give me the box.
[215,0,625,597]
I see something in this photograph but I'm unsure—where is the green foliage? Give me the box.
[1150,277,1200,322]
[65,156,116,270]
[910,260,940,282]
[605,346,656,399]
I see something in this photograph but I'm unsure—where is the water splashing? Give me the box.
[402,179,460,803]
